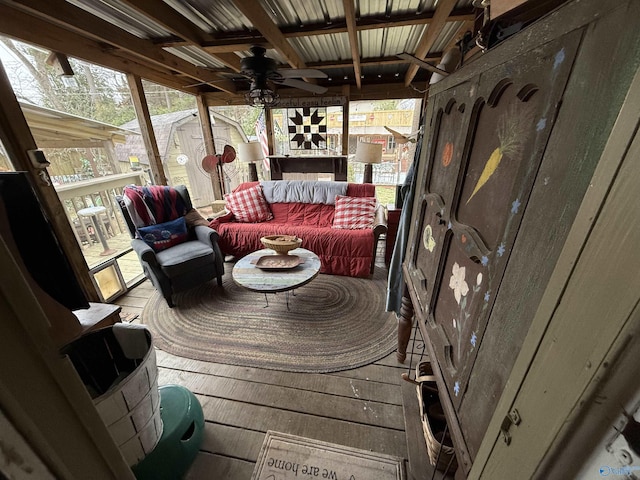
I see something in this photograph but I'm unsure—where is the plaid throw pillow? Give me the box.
[332,195,376,229]
[225,184,273,223]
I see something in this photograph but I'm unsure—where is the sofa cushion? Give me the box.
[224,184,273,223]
[261,180,347,204]
[137,217,188,251]
[215,222,374,277]
[332,195,377,229]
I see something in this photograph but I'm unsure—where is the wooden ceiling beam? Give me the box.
[118,0,242,72]
[202,81,422,106]
[404,0,459,86]
[1,0,235,94]
[343,0,362,89]
[231,0,306,69]
[309,53,442,71]
[161,9,475,49]
[0,7,203,94]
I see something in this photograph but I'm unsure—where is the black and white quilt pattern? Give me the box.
[287,107,327,150]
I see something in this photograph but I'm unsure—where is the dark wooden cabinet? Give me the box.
[403,0,640,475]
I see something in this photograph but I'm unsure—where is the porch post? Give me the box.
[126,74,167,186]
[196,94,223,200]
[0,55,100,303]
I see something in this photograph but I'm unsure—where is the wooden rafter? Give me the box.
[404,0,459,87]
[343,0,362,89]
[1,0,237,94]
[232,0,306,69]
[163,9,475,47]
[0,7,204,93]
[118,0,242,72]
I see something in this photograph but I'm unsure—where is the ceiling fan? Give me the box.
[236,46,328,106]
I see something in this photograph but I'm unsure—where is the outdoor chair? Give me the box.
[116,185,224,308]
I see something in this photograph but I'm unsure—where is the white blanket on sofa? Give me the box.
[260,180,347,205]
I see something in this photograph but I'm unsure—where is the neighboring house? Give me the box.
[115,110,248,207]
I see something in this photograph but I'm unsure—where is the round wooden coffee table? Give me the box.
[232,248,321,308]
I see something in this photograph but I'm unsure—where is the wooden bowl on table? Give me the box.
[260,235,302,255]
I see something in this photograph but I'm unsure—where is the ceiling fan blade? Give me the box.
[276,78,328,94]
[278,68,327,79]
[397,52,450,76]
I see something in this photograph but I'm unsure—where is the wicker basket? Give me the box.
[260,235,302,254]
[415,361,458,472]
[62,325,163,467]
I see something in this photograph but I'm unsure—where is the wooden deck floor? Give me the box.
[114,252,448,479]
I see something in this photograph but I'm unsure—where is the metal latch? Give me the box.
[500,409,521,445]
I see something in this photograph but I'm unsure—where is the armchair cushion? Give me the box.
[155,241,214,277]
[138,217,188,252]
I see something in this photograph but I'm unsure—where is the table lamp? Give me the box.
[354,141,383,184]
[238,142,264,182]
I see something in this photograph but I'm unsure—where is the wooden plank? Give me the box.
[185,452,255,480]
[401,381,438,480]
[233,0,306,69]
[200,423,265,461]
[127,74,167,186]
[195,395,408,459]
[0,11,201,94]
[156,352,402,404]
[343,0,361,89]
[196,95,223,200]
[490,0,529,19]
[331,363,405,385]
[0,54,100,304]
[470,46,640,480]
[8,0,232,92]
[158,368,406,430]
[404,0,458,86]
[0,234,134,479]
[463,0,640,468]
[479,120,640,478]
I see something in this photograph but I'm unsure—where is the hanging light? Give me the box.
[245,77,279,108]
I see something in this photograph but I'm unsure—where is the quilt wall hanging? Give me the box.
[287,107,327,150]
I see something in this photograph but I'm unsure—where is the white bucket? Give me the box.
[63,325,163,466]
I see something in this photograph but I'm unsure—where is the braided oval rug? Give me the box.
[141,268,397,373]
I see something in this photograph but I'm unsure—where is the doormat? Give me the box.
[251,431,406,480]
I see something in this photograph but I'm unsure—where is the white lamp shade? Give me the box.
[354,141,383,164]
[238,142,264,163]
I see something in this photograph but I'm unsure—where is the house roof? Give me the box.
[19,101,139,149]
[114,109,245,164]
[0,0,490,105]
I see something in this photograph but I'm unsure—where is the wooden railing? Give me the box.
[55,172,145,251]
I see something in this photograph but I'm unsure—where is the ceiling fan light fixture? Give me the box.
[245,87,279,108]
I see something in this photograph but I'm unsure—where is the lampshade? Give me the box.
[238,142,264,163]
[354,141,383,164]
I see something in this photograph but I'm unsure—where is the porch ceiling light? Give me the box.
[245,77,279,108]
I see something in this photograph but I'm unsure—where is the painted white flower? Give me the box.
[449,262,469,305]
[476,272,483,286]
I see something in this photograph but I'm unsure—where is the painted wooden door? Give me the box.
[405,29,580,473]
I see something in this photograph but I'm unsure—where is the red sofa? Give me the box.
[210,181,387,278]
